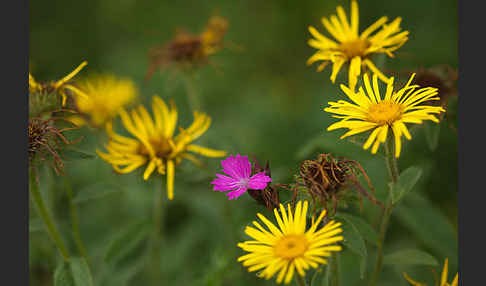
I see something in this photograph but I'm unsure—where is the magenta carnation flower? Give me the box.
[211,154,272,200]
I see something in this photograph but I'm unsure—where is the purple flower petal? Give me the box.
[247,172,272,190]
[220,154,239,178]
[211,154,268,200]
[211,174,240,191]
[225,186,248,200]
[220,154,251,179]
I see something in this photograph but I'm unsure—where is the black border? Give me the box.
[4,0,29,284]
[458,0,482,285]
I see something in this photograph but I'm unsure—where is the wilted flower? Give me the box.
[97,96,226,200]
[403,258,458,286]
[324,73,445,157]
[29,117,80,175]
[145,16,229,81]
[29,61,87,107]
[298,153,382,214]
[237,201,343,284]
[65,74,138,128]
[211,154,272,200]
[307,0,408,90]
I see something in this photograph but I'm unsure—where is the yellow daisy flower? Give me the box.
[324,73,445,158]
[307,0,408,90]
[237,200,343,284]
[64,75,138,128]
[403,258,458,286]
[29,61,87,106]
[97,96,227,200]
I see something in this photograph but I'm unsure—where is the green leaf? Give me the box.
[310,265,329,286]
[63,148,96,161]
[390,166,423,205]
[29,218,44,233]
[384,249,439,267]
[69,257,94,286]
[73,182,124,204]
[335,214,367,279]
[393,191,457,260]
[54,261,75,286]
[336,213,379,247]
[424,121,441,151]
[104,220,150,264]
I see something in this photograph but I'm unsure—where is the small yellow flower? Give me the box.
[324,73,445,158]
[29,61,87,106]
[307,0,408,90]
[403,258,458,286]
[65,75,138,128]
[237,201,343,284]
[200,16,229,56]
[97,96,227,200]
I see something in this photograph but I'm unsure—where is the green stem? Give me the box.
[148,177,165,285]
[295,273,307,286]
[29,166,70,261]
[330,254,340,286]
[184,71,202,112]
[63,176,89,264]
[384,137,399,185]
[369,136,399,286]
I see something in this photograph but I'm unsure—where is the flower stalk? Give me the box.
[330,253,340,286]
[184,71,202,112]
[369,135,399,286]
[295,274,307,286]
[29,166,70,261]
[63,176,89,264]
[148,177,165,285]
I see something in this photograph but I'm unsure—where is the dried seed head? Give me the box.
[28,117,80,175]
[145,16,229,81]
[298,153,382,215]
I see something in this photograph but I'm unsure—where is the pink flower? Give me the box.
[211,154,272,200]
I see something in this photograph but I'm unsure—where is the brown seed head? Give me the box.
[28,117,81,175]
[298,153,383,215]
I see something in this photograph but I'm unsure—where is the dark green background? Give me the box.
[30,0,458,285]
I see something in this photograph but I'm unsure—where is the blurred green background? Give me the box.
[29,0,458,285]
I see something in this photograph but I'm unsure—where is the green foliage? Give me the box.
[423,121,442,151]
[393,191,457,261]
[63,148,96,161]
[335,213,368,279]
[29,218,44,233]
[336,213,379,247]
[69,257,94,286]
[310,265,330,286]
[384,249,439,267]
[73,182,124,204]
[29,91,61,118]
[104,220,150,265]
[54,261,75,286]
[54,258,94,286]
[390,166,423,205]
